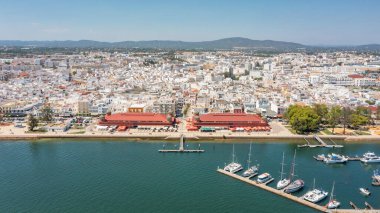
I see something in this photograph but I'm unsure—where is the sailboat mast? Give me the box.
[247,143,252,168]
[330,181,335,202]
[232,144,235,163]
[280,152,285,180]
[289,149,297,181]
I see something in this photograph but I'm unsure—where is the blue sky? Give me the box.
[0,0,379,45]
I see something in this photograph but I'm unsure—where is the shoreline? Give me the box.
[0,133,379,143]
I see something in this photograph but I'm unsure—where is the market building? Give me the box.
[187,113,270,131]
[98,112,176,128]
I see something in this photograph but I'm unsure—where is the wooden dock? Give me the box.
[217,169,379,213]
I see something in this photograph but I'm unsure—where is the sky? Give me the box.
[0,0,379,45]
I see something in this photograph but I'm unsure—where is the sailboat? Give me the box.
[224,144,243,173]
[303,178,328,203]
[243,143,259,177]
[276,152,290,189]
[326,181,340,209]
[284,149,305,193]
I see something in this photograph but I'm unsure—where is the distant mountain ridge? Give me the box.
[0,37,305,50]
[0,37,379,51]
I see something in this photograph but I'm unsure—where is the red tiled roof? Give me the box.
[348,74,364,79]
[198,113,263,122]
[105,113,170,122]
[368,106,378,113]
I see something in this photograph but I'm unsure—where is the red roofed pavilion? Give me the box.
[191,113,269,129]
[99,112,176,127]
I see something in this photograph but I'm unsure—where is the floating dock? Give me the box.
[298,135,344,149]
[217,169,379,213]
[159,134,205,153]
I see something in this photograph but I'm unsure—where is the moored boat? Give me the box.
[242,143,259,177]
[313,154,326,161]
[257,173,272,184]
[284,150,304,193]
[276,152,290,189]
[360,152,380,163]
[303,179,328,203]
[324,153,348,164]
[224,145,243,173]
[326,181,340,209]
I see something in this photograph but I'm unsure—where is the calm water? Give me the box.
[0,140,379,212]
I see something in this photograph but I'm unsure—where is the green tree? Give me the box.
[349,114,369,129]
[27,114,38,131]
[286,105,321,134]
[327,105,342,134]
[40,105,54,122]
[313,104,328,124]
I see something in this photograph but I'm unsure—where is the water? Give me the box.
[0,139,379,212]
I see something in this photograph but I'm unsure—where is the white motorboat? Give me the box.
[303,179,328,203]
[276,152,290,189]
[313,154,326,161]
[360,152,380,163]
[324,153,348,164]
[242,143,259,177]
[257,173,272,183]
[326,181,340,209]
[359,188,371,196]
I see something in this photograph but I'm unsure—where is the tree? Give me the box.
[27,114,38,131]
[40,105,54,122]
[349,114,368,129]
[313,104,328,124]
[377,106,380,120]
[327,106,342,134]
[286,105,321,134]
[341,107,352,135]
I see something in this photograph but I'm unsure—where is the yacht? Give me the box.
[313,154,326,161]
[326,181,340,209]
[372,169,380,186]
[360,152,380,163]
[257,173,272,183]
[303,179,328,203]
[224,145,243,173]
[284,150,305,193]
[324,153,348,164]
[359,188,371,196]
[242,143,259,177]
[276,152,290,189]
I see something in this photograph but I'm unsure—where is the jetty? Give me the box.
[159,134,204,153]
[298,135,344,149]
[217,168,379,213]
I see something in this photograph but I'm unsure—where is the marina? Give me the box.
[0,140,379,212]
[217,169,379,213]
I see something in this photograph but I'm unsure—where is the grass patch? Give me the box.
[321,129,334,135]
[353,130,371,135]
